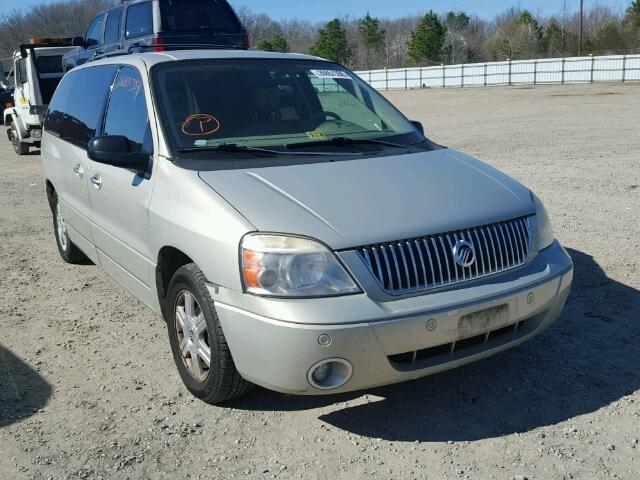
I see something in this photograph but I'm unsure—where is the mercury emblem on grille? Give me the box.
[453,239,476,268]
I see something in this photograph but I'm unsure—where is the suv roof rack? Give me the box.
[91,43,247,61]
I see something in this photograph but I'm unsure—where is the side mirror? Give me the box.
[411,120,425,136]
[72,36,85,47]
[88,136,150,172]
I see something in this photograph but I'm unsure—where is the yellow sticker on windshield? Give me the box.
[306,130,327,140]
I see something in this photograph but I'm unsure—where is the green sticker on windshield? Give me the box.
[306,130,327,140]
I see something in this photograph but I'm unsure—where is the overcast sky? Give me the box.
[1,0,631,20]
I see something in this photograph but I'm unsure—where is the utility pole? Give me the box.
[578,0,584,56]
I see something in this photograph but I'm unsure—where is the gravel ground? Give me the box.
[1,82,639,480]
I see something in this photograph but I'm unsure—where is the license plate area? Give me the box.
[455,304,510,341]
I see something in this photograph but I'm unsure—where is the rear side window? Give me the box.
[126,2,153,39]
[104,8,123,44]
[160,0,241,32]
[44,66,118,148]
[104,67,153,154]
[36,56,64,74]
[85,14,106,47]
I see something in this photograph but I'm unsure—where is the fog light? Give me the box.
[307,358,353,390]
[312,362,333,383]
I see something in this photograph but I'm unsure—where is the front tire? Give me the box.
[167,264,252,404]
[10,121,29,155]
[51,192,89,264]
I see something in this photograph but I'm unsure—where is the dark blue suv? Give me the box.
[62,0,248,71]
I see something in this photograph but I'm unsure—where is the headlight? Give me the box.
[240,234,361,297]
[531,192,554,250]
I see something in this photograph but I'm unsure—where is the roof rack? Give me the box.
[131,43,247,52]
[90,43,247,61]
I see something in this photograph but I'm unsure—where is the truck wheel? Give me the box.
[10,121,29,155]
[51,192,89,264]
[167,263,253,404]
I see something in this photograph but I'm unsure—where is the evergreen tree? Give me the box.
[445,12,470,31]
[407,11,446,64]
[256,35,289,53]
[543,20,567,57]
[625,0,640,29]
[310,19,351,64]
[517,10,543,40]
[359,13,385,69]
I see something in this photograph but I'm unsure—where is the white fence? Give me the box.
[355,54,640,90]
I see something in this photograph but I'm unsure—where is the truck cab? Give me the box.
[0,68,13,125]
[3,38,76,155]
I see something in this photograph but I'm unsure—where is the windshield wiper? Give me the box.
[285,137,413,150]
[178,143,361,156]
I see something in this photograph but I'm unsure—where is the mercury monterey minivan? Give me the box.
[40,49,573,404]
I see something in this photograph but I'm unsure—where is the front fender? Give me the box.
[3,108,25,139]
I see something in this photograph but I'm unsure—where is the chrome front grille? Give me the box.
[357,216,532,295]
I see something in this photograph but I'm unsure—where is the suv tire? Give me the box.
[51,192,89,264]
[10,121,29,155]
[167,263,253,404]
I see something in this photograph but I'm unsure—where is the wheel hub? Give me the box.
[55,203,69,252]
[175,291,211,382]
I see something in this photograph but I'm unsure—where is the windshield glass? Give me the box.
[160,0,241,32]
[152,59,423,154]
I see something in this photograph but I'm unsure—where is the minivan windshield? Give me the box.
[152,59,422,155]
[160,0,242,32]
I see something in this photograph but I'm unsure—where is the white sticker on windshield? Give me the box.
[310,69,351,79]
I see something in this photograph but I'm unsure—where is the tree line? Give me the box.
[2,0,640,71]
[249,1,640,69]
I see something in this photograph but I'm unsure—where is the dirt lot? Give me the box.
[1,82,639,480]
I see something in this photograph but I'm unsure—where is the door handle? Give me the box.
[73,163,84,179]
[90,173,102,190]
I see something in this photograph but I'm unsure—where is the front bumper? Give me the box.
[209,241,573,395]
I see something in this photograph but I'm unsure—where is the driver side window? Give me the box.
[103,67,153,155]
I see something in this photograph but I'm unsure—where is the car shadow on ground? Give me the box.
[0,344,52,428]
[230,248,640,442]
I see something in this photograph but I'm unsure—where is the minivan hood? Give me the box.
[198,149,534,250]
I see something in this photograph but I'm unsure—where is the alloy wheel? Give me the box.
[174,291,211,382]
[55,202,69,252]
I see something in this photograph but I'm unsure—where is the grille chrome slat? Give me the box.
[380,246,393,290]
[414,240,428,287]
[511,222,524,264]
[504,223,516,265]
[493,225,505,269]
[398,243,411,289]
[405,242,418,289]
[423,239,436,288]
[389,246,403,290]
[467,230,480,277]
[444,235,457,282]
[357,217,532,295]
[431,238,444,286]
[472,230,486,275]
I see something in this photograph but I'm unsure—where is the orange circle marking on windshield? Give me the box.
[181,114,221,136]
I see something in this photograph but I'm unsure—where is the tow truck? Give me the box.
[3,38,75,155]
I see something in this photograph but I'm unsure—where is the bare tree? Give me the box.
[1,0,636,73]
